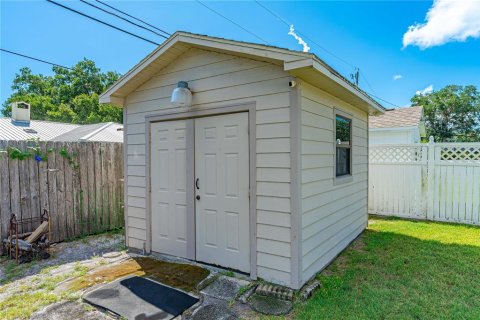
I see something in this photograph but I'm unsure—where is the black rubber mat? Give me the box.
[83,275,199,320]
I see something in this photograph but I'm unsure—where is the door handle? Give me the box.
[196,195,201,200]
[195,178,200,190]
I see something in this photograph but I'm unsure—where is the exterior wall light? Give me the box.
[171,81,192,108]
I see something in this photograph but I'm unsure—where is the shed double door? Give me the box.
[150,113,250,272]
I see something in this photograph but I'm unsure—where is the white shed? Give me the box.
[100,32,384,289]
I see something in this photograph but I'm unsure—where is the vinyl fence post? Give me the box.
[427,136,435,220]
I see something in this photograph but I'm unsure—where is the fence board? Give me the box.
[8,142,21,233]
[369,142,480,225]
[0,141,11,252]
[55,141,67,241]
[86,143,96,233]
[47,141,59,242]
[28,146,40,225]
[93,143,103,232]
[64,143,74,239]
[101,143,109,231]
[72,143,82,238]
[0,141,123,243]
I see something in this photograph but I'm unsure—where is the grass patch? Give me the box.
[295,216,480,319]
[0,292,58,320]
[0,262,92,320]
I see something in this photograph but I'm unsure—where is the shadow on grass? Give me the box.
[295,228,480,320]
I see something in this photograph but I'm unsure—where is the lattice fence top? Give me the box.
[370,145,426,163]
[439,145,480,161]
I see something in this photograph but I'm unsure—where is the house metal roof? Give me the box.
[369,106,424,129]
[0,118,123,142]
[0,118,81,141]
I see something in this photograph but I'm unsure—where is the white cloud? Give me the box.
[403,0,480,49]
[416,84,434,95]
[288,25,310,52]
[393,74,403,80]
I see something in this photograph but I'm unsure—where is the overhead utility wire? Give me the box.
[79,0,168,39]
[195,0,270,45]
[46,0,160,46]
[94,0,170,37]
[254,0,399,108]
[365,92,399,108]
[0,48,72,70]
[254,0,355,68]
[360,73,376,95]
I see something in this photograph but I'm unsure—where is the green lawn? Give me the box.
[294,216,480,320]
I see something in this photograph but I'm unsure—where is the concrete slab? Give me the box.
[200,276,250,301]
[248,293,293,316]
[30,301,111,320]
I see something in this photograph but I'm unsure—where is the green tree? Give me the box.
[2,59,123,124]
[411,85,480,142]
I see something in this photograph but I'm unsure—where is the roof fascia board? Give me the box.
[100,95,125,105]
[99,34,181,104]
[100,31,384,113]
[311,59,384,114]
[369,126,419,132]
[179,33,309,62]
[284,58,314,70]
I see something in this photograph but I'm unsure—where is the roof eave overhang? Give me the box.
[370,125,419,131]
[285,58,384,115]
[100,32,385,115]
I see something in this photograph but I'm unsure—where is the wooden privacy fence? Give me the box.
[369,138,480,225]
[0,140,124,248]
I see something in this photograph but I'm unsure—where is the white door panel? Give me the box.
[150,120,189,258]
[195,113,250,272]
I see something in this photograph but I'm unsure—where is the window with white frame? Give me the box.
[335,114,352,177]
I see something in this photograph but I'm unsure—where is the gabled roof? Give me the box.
[0,118,123,142]
[100,31,385,115]
[369,106,424,129]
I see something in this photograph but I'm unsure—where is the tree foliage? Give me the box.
[411,85,480,142]
[2,59,123,124]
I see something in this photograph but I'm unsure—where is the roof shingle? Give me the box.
[369,106,423,129]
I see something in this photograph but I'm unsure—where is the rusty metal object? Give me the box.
[6,209,50,264]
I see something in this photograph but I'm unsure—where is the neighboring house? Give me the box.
[100,32,385,289]
[369,106,426,144]
[0,102,123,142]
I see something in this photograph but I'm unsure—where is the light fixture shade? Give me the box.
[171,81,192,107]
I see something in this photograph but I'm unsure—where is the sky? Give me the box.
[1,0,480,110]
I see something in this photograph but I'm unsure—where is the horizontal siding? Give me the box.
[124,48,292,285]
[300,82,369,283]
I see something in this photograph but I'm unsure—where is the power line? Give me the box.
[79,0,168,39]
[254,0,355,69]
[0,48,72,70]
[195,0,269,44]
[360,73,376,95]
[46,0,160,46]
[365,92,399,108]
[94,0,170,37]
[254,1,400,108]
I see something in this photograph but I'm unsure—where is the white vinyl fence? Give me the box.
[369,138,480,225]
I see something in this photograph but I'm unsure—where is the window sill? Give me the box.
[334,175,353,186]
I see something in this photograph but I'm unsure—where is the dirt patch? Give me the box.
[321,236,366,277]
[68,257,209,293]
